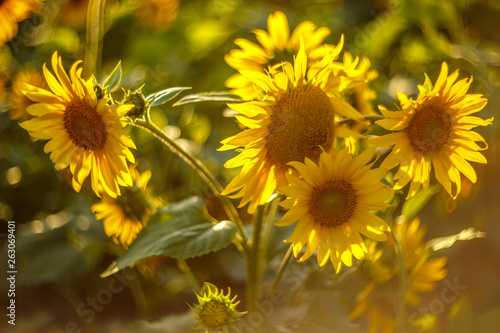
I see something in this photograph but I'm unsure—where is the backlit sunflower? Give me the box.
[220,39,365,213]
[0,0,43,46]
[368,62,493,199]
[20,51,136,198]
[350,218,448,332]
[277,149,392,272]
[135,0,179,31]
[225,10,337,98]
[92,167,159,247]
[9,69,46,121]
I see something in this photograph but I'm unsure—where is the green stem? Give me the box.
[132,117,249,249]
[337,114,384,125]
[177,258,201,292]
[245,204,266,311]
[84,0,106,76]
[127,269,148,317]
[267,244,293,297]
[393,228,407,331]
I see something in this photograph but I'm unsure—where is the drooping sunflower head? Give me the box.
[277,148,392,273]
[369,62,493,199]
[9,69,46,121]
[20,51,136,198]
[225,10,339,98]
[220,39,366,213]
[190,283,246,332]
[0,0,44,46]
[92,167,159,247]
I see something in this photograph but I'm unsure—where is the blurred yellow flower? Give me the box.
[220,39,365,213]
[225,10,338,98]
[350,218,448,332]
[92,167,158,247]
[9,69,46,121]
[0,0,43,46]
[277,149,392,272]
[58,0,89,29]
[20,51,136,198]
[135,0,179,31]
[369,62,493,199]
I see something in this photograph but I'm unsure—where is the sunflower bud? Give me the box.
[190,283,246,332]
[122,87,151,119]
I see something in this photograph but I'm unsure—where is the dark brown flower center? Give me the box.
[266,85,335,170]
[309,180,357,228]
[406,105,451,155]
[64,100,107,150]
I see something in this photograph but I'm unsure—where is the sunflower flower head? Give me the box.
[92,166,160,247]
[277,148,392,273]
[20,51,136,198]
[350,217,448,332]
[225,10,339,98]
[369,62,493,199]
[220,39,366,213]
[190,283,246,332]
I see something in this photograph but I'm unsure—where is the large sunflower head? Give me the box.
[20,51,136,198]
[92,167,159,247]
[9,69,46,121]
[220,39,366,213]
[369,62,493,199]
[276,148,392,273]
[0,0,44,46]
[225,10,339,98]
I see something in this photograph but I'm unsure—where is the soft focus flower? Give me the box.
[220,39,365,213]
[0,0,43,46]
[369,62,493,199]
[135,0,179,31]
[20,51,136,198]
[277,149,392,272]
[9,69,46,121]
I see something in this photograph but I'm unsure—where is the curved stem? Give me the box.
[177,258,201,292]
[267,244,293,298]
[132,117,249,248]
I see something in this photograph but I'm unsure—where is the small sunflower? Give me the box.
[350,218,448,333]
[9,69,46,121]
[368,62,493,199]
[0,0,43,46]
[277,149,392,272]
[225,10,338,98]
[135,0,179,31]
[20,51,136,198]
[92,167,158,247]
[220,39,365,213]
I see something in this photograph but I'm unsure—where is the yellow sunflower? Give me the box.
[92,167,158,247]
[220,39,365,213]
[135,0,179,31]
[225,10,338,98]
[368,62,493,199]
[277,149,392,272]
[20,51,136,198]
[350,218,448,333]
[9,69,46,121]
[0,0,43,46]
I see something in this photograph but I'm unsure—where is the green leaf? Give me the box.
[147,87,191,106]
[427,227,485,252]
[401,185,439,221]
[102,60,122,93]
[173,91,245,106]
[365,124,393,136]
[101,197,237,277]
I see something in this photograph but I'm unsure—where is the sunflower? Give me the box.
[220,39,365,213]
[9,69,46,121]
[368,62,492,199]
[225,10,338,98]
[0,0,43,46]
[135,0,179,31]
[350,218,448,332]
[20,51,136,198]
[92,167,158,247]
[276,149,392,272]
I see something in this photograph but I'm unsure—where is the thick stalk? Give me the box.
[245,205,266,311]
[267,244,293,297]
[177,258,201,292]
[132,118,249,248]
[84,0,106,76]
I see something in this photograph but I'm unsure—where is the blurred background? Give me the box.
[0,0,499,332]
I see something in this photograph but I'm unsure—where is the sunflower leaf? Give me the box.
[101,197,237,277]
[147,87,191,106]
[427,227,485,252]
[173,91,245,106]
[103,60,122,93]
[401,185,439,220]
